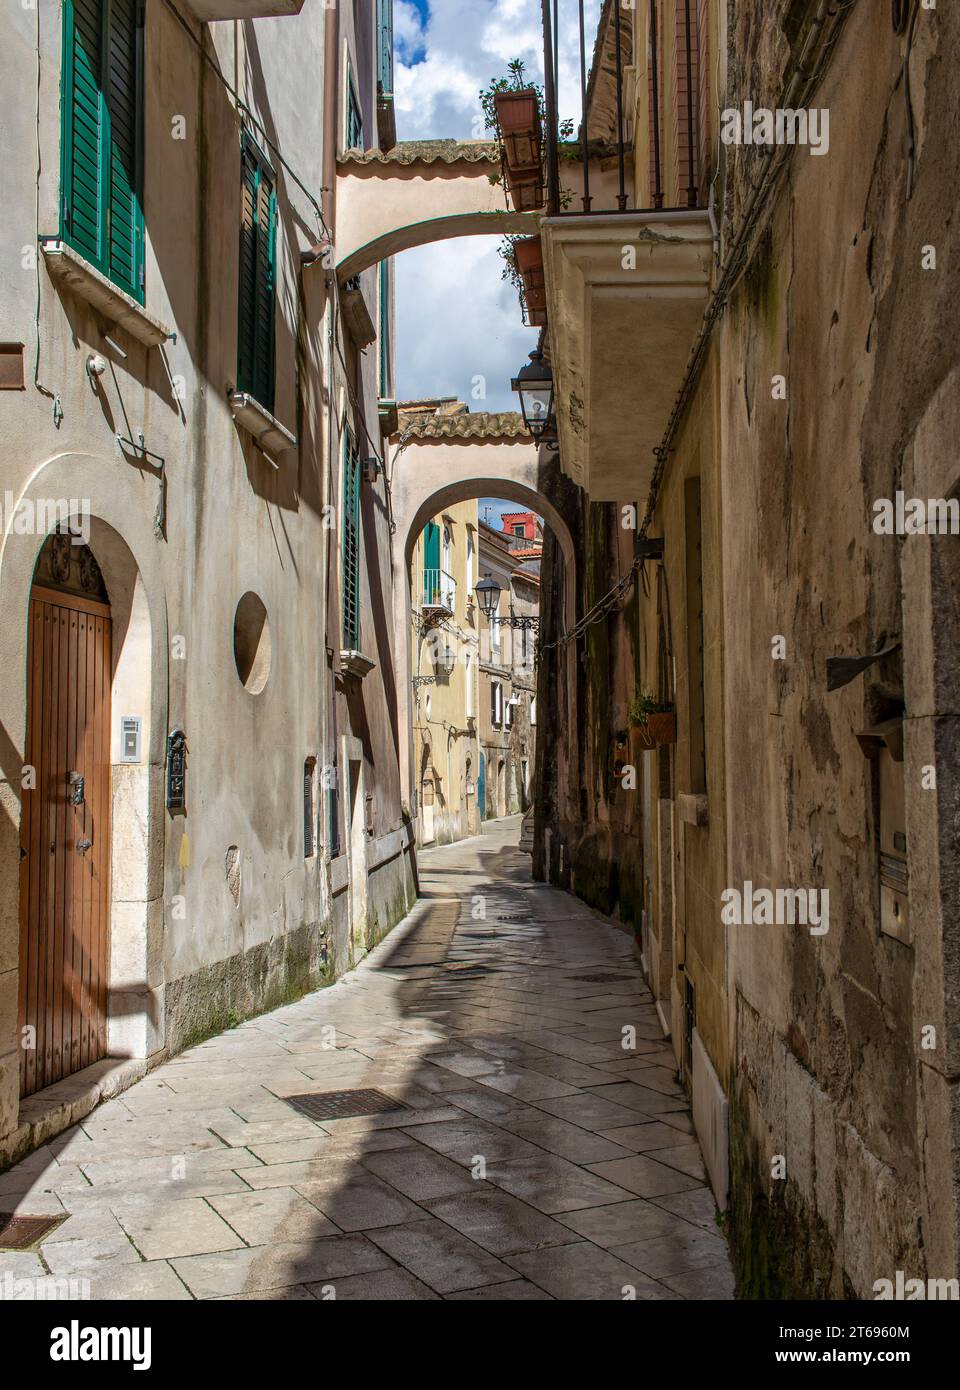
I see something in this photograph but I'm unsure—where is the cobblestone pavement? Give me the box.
[0,818,734,1301]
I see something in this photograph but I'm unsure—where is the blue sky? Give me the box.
[393,0,598,413]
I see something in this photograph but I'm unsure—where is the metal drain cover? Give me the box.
[497,913,531,922]
[570,972,635,983]
[282,1089,408,1121]
[0,1212,68,1250]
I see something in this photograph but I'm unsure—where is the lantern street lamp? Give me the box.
[511,349,555,438]
[437,642,457,677]
[475,572,502,620]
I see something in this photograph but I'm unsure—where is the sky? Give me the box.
[393,0,600,414]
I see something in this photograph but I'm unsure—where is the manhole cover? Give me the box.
[0,1212,68,1250]
[570,972,635,983]
[282,1089,408,1121]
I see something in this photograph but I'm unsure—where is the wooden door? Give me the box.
[18,586,112,1096]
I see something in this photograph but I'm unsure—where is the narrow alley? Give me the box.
[0,818,731,1301]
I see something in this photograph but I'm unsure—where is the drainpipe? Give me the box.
[322,1,339,240]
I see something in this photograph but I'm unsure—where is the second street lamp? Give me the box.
[475,572,502,619]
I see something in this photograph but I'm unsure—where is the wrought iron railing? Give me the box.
[539,0,703,216]
[422,567,457,612]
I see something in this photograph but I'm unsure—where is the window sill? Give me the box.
[40,239,173,348]
[340,649,376,679]
[229,391,297,457]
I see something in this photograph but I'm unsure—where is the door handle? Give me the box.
[76,837,92,855]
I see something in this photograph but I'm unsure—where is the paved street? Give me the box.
[0,818,733,1300]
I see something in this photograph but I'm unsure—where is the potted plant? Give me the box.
[481,60,542,167]
[498,236,547,327]
[628,689,676,749]
[480,60,576,215]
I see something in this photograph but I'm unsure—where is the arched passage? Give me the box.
[390,429,578,826]
[335,144,539,281]
[0,456,166,1124]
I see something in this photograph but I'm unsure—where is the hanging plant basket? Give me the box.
[647,710,677,745]
[628,691,676,749]
[630,723,656,755]
[494,89,542,172]
[506,172,545,213]
[514,235,547,323]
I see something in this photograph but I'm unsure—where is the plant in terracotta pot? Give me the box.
[479,60,574,212]
[628,689,676,748]
[498,234,547,327]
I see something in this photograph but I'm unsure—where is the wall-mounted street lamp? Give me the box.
[511,349,555,439]
[475,572,501,620]
[475,573,540,633]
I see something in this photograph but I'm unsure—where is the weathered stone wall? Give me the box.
[721,0,960,1295]
[537,0,960,1294]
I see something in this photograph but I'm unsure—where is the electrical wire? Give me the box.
[33,0,58,408]
[160,0,330,240]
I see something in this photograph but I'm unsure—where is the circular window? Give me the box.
[233,592,272,694]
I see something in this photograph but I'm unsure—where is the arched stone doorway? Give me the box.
[19,534,113,1094]
[0,481,163,1122]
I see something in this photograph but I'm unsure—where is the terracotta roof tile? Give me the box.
[399,411,530,441]
[340,140,499,167]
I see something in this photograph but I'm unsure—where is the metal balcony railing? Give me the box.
[422,568,457,613]
[540,0,703,216]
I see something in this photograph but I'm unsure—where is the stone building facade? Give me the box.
[0,0,414,1166]
[477,519,538,820]
[408,494,481,846]
[533,0,960,1296]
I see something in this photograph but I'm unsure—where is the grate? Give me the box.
[282,1089,408,1121]
[569,972,635,983]
[497,913,531,922]
[0,1212,68,1250]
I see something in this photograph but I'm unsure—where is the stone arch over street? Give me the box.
[389,421,579,824]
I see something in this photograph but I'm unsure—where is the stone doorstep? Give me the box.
[0,1057,155,1176]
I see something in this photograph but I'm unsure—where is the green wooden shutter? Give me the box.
[105,0,142,299]
[342,431,361,649]
[378,261,391,397]
[61,0,144,302]
[377,0,394,98]
[237,137,277,411]
[423,522,440,601]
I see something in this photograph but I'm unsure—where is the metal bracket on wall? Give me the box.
[116,432,167,538]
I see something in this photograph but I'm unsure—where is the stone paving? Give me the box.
[0,818,735,1300]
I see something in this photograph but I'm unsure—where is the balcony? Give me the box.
[495,0,714,500]
[422,568,457,617]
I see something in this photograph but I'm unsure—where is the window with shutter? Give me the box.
[378,260,391,397]
[60,0,144,302]
[346,70,364,150]
[237,135,277,412]
[342,429,361,649]
[377,0,394,99]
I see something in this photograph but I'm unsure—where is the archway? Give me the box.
[0,473,163,1121]
[392,439,578,843]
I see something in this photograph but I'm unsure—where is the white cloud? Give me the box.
[396,235,537,412]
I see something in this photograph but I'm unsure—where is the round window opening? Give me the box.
[233,592,272,694]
